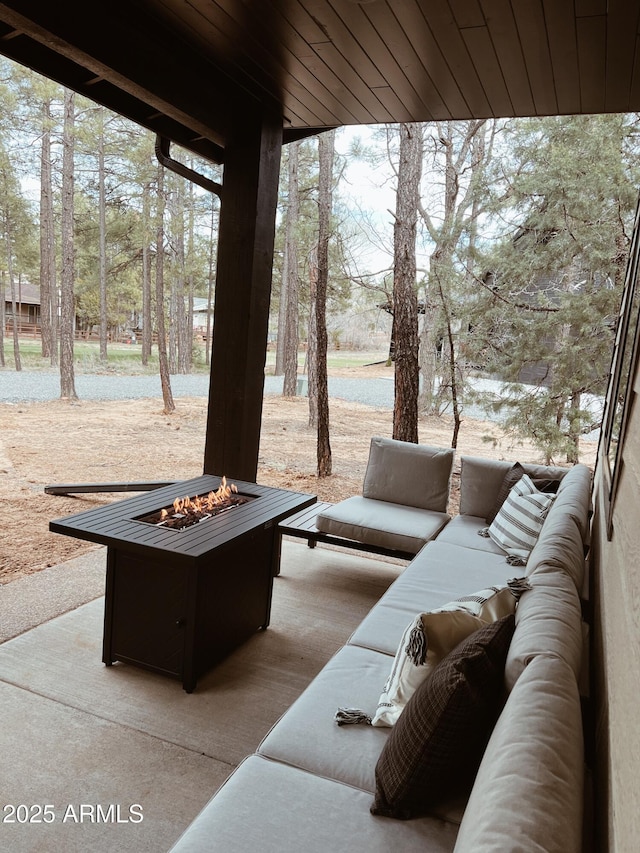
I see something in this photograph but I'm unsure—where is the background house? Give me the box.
[3,282,41,334]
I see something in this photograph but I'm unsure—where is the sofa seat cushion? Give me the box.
[316,496,450,554]
[434,515,508,554]
[349,542,515,656]
[371,615,515,820]
[168,755,460,853]
[258,644,392,793]
[505,569,584,691]
[454,656,584,853]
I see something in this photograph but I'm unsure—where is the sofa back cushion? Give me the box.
[459,456,568,520]
[525,510,587,590]
[363,437,454,513]
[551,463,592,540]
[505,569,584,691]
[454,655,584,853]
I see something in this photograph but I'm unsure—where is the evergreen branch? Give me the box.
[470,269,560,313]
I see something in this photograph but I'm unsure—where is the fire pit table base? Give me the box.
[103,524,276,693]
[50,475,316,692]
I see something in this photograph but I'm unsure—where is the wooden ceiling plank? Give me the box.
[182,4,362,127]
[510,0,558,115]
[212,0,370,125]
[575,0,607,16]
[629,34,640,111]
[577,14,607,113]
[311,42,394,122]
[371,86,422,124]
[294,0,387,88]
[421,4,493,116]
[384,2,470,118]
[604,2,640,113]
[145,0,335,127]
[297,48,378,123]
[461,26,514,116]
[363,2,451,121]
[542,0,581,115]
[480,0,536,115]
[449,0,486,29]
[308,0,442,120]
[157,0,345,127]
[308,0,432,119]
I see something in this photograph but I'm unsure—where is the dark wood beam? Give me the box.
[203,107,282,481]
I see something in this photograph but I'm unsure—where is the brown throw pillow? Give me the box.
[370,613,515,820]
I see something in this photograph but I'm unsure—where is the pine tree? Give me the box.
[470,115,640,462]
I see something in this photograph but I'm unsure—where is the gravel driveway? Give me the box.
[0,370,396,409]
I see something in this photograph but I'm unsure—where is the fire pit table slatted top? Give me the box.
[50,475,317,566]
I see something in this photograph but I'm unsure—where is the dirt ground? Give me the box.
[0,362,597,583]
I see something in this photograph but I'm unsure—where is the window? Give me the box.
[600,191,640,538]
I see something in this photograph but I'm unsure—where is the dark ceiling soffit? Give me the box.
[0,22,227,164]
[283,126,340,145]
[155,136,223,197]
[0,23,338,161]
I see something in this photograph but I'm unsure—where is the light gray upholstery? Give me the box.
[363,437,454,512]
[315,437,454,553]
[454,656,584,853]
[434,515,507,553]
[505,569,584,690]
[258,644,391,792]
[169,455,591,853]
[457,455,569,519]
[348,541,514,656]
[315,496,449,554]
[170,755,460,853]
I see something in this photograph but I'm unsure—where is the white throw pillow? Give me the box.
[488,474,555,562]
[371,583,520,727]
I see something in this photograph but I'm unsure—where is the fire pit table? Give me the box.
[50,475,316,692]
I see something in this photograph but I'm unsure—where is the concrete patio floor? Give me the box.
[0,539,403,852]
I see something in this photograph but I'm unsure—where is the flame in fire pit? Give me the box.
[161,476,239,520]
[137,476,252,530]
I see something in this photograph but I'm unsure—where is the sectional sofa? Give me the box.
[169,453,592,853]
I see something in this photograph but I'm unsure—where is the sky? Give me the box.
[334,124,435,280]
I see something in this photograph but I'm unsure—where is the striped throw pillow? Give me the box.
[371,582,524,727]
[488,474,555,562]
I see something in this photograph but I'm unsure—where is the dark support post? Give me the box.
[203,108,283,481]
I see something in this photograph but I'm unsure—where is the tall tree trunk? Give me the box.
[307,245,318,427]
[316,130,335,477]
[155,163,175,414]
[59,89,77,400]
[205,198,216,367]
[141,182,152,365]
[393,122,422,443]
[283,142,300,396]
[186,176,195,373]
[172,183,189,374]
[6,226,21,371]
[39,98,56,363]
[98,108,108,361]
